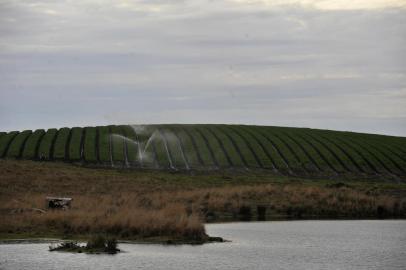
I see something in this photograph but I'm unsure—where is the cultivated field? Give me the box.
[1,124,406,180]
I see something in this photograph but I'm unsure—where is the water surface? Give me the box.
[0,220,405,270]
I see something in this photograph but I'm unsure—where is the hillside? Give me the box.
[1,124,406,180]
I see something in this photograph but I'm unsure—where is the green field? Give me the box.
[1,124,406,179]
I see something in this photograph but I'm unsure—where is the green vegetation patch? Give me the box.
[210,125,244,168]
[98,126,110,164]
[122,125,139,166]
[110,125,126,163]
[0,124,405,180]
[152,128,171,169]
[226,125,266,169]
[243,126,288,173]
[6,130,32,158]
[309,129,357,173]
[259,127,302,172]
[297,129,346,173]
[0,132,18,157]
[53,128,71,160]
[362,135,406,174]
[37,129,58,160]
[22,129,45,159]
[183,126,215,168]
[282,128,333,174]
[170,126,201,169]
[349,133,406,175]
[338,133,386,174]
[319,131,373,174]
[196,126,229,168]
[83,127,97,163]
[68,127,83,161]
[133,125,156,168]
[266,128,310,174]
[219,125,261,168]
[159,126,187,170]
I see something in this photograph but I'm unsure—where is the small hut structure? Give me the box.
[45,197,72,210]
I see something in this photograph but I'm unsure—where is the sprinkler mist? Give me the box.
[139,131,157,168]
[109,131,155,168]
[108,125,190,170]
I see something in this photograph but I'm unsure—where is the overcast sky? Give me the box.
[1,0,405,136]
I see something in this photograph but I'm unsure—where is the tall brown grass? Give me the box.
[0,160,405,240]
[2,185,404,239]
[0,194,205,240]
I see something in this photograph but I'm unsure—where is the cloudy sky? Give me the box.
[1,0,405,136]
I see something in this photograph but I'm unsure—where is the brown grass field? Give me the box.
[0,160,405,243]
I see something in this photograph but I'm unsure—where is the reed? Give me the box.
[0,160,405,241]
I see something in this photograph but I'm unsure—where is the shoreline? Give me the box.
[1,218,405,245]
[0,236,226,245]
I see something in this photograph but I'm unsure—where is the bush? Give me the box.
[86,235,119,254]
[106,238,118,253]
[86,235,106,249]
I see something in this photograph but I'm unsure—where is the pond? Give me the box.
[1,220,405,270]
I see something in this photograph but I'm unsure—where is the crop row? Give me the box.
[0,125,405,178]
[22,130,45,159]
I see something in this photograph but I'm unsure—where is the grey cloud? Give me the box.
[0,1,405,136]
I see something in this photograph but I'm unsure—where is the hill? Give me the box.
[1,124,406,180]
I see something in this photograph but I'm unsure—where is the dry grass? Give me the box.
[166,184,405,219]
[0,160,405,240]
[1,194,205,240]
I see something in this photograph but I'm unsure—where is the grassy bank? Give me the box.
[1,160,405,242]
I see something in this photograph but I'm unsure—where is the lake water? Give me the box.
[1,220,405,270]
